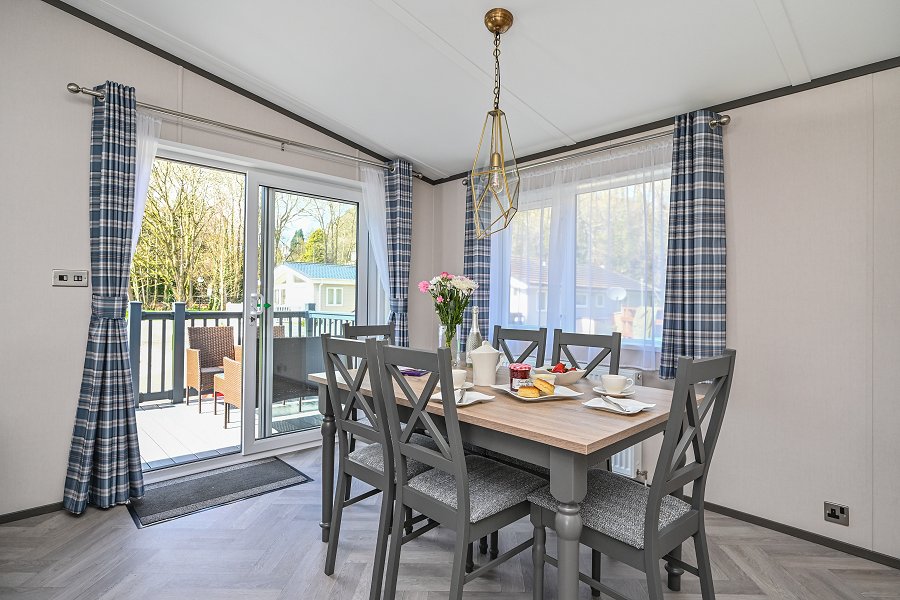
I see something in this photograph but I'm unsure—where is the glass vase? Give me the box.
[438,324,462,367]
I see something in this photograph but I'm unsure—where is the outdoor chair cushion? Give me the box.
[407,455,545,523]
[348,434,437,479]
[528,469,692,549]
[201,366,224,375]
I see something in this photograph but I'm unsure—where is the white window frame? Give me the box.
[325,286,343,307]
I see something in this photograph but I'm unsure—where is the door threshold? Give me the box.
[142,438,322,484]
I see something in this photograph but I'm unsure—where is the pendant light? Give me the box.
[470,8,519,239]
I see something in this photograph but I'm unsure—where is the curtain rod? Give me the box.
[459,115,730,185]
[66,83,425,178]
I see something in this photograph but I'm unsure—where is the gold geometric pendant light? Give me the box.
[470,8,520,239]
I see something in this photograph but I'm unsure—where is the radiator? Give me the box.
[586,367,644,479]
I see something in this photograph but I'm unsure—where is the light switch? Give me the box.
[52,269,88,287]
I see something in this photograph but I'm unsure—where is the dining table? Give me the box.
[310,365,684,600]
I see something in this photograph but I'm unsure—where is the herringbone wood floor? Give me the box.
[1,448,897,599]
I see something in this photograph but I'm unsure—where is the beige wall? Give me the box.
[0,0,419,515]
[431,70,900,558]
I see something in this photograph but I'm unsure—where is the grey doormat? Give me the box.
[271,415,324,434]
[127,457,311,528]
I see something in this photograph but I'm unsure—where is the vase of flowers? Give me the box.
[418,272,478,366]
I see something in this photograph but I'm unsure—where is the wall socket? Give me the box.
[824,501,849,526]
[52,269,88,287]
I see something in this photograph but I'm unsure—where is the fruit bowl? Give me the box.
[533,366,586,386]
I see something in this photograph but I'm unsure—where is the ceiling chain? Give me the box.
[493,32,502,110]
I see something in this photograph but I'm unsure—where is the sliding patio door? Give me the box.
[242,170,363,453]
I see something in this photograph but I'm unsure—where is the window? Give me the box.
[490,137,672,369]
[325,286,343,306]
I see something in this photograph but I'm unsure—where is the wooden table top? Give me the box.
[309,367,675,456]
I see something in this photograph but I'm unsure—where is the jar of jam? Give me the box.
[509,363,532,390]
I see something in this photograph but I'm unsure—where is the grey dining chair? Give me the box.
[340,323,394,458]
[551,329,622,376]
[321,334,435,600]
[493,325,548,366]
[369,341,546,600]
[528,349,737,600]
[343,322,395,343]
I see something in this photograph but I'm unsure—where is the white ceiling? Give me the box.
[63,0,900,180]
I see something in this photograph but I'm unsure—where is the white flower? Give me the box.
[449,275,478,294]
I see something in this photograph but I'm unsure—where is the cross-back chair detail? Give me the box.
[492,326,547,366]
[371,344,465,493]
[551,329,621,376]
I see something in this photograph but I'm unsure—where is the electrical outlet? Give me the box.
[52,269,88,287]
[824,501,849,526]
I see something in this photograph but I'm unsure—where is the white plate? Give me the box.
[431,390,494,407]
[583,397,655,415]
[592,385,636,398]
[489,383,583,402]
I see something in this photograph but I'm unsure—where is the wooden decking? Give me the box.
[136,386,323,471]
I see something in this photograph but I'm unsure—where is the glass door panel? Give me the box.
[249,182,358,442]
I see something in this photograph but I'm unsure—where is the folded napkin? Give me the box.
[583,396,655,414]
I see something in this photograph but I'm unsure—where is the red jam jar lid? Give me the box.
[509,363,531,374]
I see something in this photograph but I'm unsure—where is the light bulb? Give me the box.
[490,151,503,191]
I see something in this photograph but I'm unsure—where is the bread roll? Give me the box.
[532,378,555,395]
[517,385,540,398]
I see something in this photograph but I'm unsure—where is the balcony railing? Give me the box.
[127,301,355,403]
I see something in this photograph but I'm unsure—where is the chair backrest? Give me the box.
[343,323,395,343]
[273,325,286,338]
[321,334,391,472]
[187,326,236,368]
[550,329,621,376]
[492,326,548,366]
[368,341,470,521]
[644,350,736,541]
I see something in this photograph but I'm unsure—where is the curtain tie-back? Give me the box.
[91,294,128,319]
[389,298,408,315]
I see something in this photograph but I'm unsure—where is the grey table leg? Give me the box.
[549,451,587,600]
[319,384,335,543]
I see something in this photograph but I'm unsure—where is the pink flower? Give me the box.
[440,271,450,279]
[436,296,444,303]
[418,280,430,293]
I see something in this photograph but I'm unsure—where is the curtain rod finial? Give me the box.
[67,83,81,94]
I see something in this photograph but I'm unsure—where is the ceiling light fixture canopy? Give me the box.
[470,7,519,239]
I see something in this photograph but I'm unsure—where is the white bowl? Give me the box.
[533,366,586,386]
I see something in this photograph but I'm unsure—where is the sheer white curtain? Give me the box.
[130,112,162,258]
[360,165,391,320]
[490,136,672,369]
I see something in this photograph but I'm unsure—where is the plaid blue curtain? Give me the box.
[659,110,727,379]
[63,82,144,514]
[462,181,490,348]
[385,159,413,346]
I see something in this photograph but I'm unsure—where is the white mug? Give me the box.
[601,374,633,393]
[451,369,467,390]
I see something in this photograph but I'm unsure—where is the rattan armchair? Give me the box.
[213,355,243,428]
[186,326,240,413]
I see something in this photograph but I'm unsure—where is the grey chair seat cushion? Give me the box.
[407,455,545,523]
[201,366,224,375]
[347,434,436,478]
[528,469,691,549]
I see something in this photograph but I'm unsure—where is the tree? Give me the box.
[301,228,327,263]
[286,228,305,262]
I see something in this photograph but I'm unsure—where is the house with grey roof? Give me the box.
[274,262,357,314]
